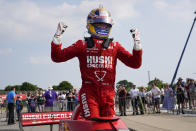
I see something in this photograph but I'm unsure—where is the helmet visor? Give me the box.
[88,16,113,25]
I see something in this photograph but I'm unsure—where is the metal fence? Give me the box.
[1,95,196,123]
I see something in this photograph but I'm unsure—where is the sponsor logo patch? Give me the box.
[81,93,90,118]
[87,55,113,69]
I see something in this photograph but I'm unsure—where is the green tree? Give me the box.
[116,80,134,91]
[13,85,21,91]
[4,85,13,91]
[4,85,21,91]
[147,78,166,91]
[53,81,73,91]
[20,82,39,91]
[52,85,58,90]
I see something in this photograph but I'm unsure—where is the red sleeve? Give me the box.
[51,40,83,63]
[117,42,142,69]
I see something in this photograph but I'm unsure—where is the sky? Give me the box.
[0,0,196,90]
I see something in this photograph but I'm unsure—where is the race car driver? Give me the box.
[51,7,142,119]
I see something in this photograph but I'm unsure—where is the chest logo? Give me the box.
[94,71,107,81]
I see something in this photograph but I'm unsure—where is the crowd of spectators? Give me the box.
[25,87,79,113]
[116,77,196,116]
[1,87,79,125]
[1,77,196,122]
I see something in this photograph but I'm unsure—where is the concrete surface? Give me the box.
[122,113,196,131]
[1,111,196,131]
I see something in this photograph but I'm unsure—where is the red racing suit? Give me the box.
[51,38,142,119]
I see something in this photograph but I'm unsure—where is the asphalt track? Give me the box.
[122,113,196,131]
[1,112,196,131]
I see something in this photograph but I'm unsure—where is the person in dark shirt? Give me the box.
[29,94,36,113]
[117,85,127,116]
[175,84,185,114]
[16,96,23,121]
[37,90,44,112]
[26,92,32,113]
[67,91,75,111]
[177,77,185,87]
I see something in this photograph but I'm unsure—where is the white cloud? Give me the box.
[80,0,139,20]
[28,56,51,64]
[0,48,13,55]
[153,0,168,10]
[0,0,139,43]
[153,0,195,21]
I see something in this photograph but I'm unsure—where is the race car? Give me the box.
[59,105,129,131]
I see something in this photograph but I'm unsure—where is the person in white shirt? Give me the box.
[129,85,140,115]
[150,83,161,113]
[59,92,67,111]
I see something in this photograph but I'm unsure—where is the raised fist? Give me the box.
[53,22,68,45]
[130,29,141,51]
[130,29,140,41]
[54,22,68,38]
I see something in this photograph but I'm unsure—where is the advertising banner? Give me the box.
[0,94,26,101]
[21,112,72,126]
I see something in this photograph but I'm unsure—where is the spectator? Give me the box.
[26,92,32,113]
[140,87,147,113]
[126,92,131,110]
[177,77,185,87]
[130,85,141,115]
[151,83,161,113]
[160,86,165,104]
[175,84,185,114]
[59,92,66,111]
[36,90,44,112]
[75,93,79,108]
[58,93,62,110]
[189,79,196,109]
[6,87,16,125]
[43,87,58,112]
[162,84,175,111]
[184,78,191,109]
[29,94,36,113]
[63,91,68,111]
[16,96,23,121]
[67,91,74,111]
[0,97,3,114]
[146,91,154,114]
[72,89,79,109]
[117,85,127,116]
